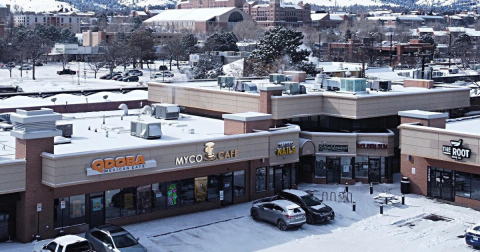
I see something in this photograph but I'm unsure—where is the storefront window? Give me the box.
[167,181,181,208]
[354,156,369,178]
[69,195,86,226]
[106,189,121,220]
[152,183,166,211]
[315,156,326,178]
[269,167,274,190]
[255,167,267,192]
[472,174,480,200]
[208,175,220,201]
[119,187,137,217]
[234,170,245,196]
[195,177,208,203]
[136,185,152,214]
[291,165,297,186]
[181,179,195,206]
[54,198,70,228]
[283,165,291,189]
[341,157,353,178]
[456,172,471,198]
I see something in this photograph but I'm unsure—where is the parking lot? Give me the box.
[1,179,479,252]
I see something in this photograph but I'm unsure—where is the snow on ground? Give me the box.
[0,0,76,13]
[2,175,480,252]
[291,0,386,7]
[223,59,244,77]
[120,0,176,7]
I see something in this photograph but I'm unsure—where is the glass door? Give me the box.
[368,158,381,184]
[274,168,283,193]
[428,167,454,202]
[326,157,341,184]
[221,173,233,206]
[89,196,105,228]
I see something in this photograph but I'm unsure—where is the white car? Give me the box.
[153,71,174,78]
[18,64,32,70]
[33,235,94,252]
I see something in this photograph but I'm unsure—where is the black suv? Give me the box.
[123,75,139,82]
[278,189,334,224]
[57,69,77,75]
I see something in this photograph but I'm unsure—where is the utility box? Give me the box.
[131,121,162,139]
[152,104,180,120]
[56,124,73,138]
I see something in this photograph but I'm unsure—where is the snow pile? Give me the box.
[0,0,77,13]
[222,59,244,77]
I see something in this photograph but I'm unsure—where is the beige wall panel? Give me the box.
[0,181,25,194]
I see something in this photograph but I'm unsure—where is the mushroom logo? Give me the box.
[204,142,216,161]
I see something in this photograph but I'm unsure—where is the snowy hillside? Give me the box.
[301,0,385,6]
[0,0,77,13]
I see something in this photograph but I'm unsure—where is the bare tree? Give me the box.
[232,22,264,41]
[88,56,105,78]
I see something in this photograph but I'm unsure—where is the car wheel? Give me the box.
[251,210,259,221]
[277,220,287,231]
[306,214,314,224]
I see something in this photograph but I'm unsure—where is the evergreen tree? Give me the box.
[181,33,198,56]
[204,32,239,52]
[192,55,225,79]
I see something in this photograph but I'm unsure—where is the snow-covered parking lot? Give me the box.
[2,178,480,252]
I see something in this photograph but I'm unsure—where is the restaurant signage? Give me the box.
[87,155,157,176]
[175,142,239,165]
[276,141,297,156]
[357,142,388,150]
[442,139,471,160]
[318,144,348,152]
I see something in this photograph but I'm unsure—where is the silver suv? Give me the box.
[250,199,306,231]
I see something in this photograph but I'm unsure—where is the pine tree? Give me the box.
[204,32,239,52]
[192,55,225,79]
[181,33,198,55]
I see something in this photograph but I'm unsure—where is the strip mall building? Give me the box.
[399,110,480,210]
[0,77,471,242]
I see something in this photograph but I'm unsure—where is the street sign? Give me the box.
[37,203,42,212]
[61,200,66,209]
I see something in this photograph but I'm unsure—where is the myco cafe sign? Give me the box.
[175,142,239,165]
[86,155,157,176]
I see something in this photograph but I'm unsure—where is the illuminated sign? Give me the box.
[87,155,157,176]
[357,142,387,150]
[175,142,239,165]
[442,139,471,160]
[276,141,296,156]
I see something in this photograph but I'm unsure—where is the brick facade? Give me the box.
[224,119,272,135]
[259,89,282,114]
[400,117,446,129]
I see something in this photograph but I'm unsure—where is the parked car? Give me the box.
[116,76,127,81]
[18,64,32,70]
[124,69,143,76]
[250,200,306,231]
[277,189,335,224]
[34,62,44,66]
[465,223,480,248]
[85,224,147,252]
[6,62,15,68]
[57,69,77,75]
[153,71,174,78]
[159,65,168,71]
[33,235,94,252]
[123,75,139,82]
[111,74,125,80]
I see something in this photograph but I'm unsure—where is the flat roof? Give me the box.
[0,109,225,157]
[398,110,448,119]
[446,116,480,135]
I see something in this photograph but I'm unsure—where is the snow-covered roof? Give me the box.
[329,14,344,21]
[0,4,7,8]
[466,30,480,37]
[281,3,302,9]
[446,117,480,135]
[434,31,448,36]
[448,27,465,32]
[144,7,236,22]
[397,15,424,21]
[311,13,329,21]
[420,15,444,19]
[418,27,433,33]
[134,11,148,16]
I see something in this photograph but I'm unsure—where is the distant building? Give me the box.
[243,0,311,28]
[0,4,10,38]
[143,7,253,33]
[14,12,84,33]
[130,10,149,21]
[82,30,116,47]
[311,12,346,29]
[176,0,244,9]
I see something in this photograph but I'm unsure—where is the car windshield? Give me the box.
[112,233,138,248]
[300,194,322,206]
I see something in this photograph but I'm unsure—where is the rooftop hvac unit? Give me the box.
[152,103,180,120]
[131,121,162,139]
[413,69,432,80]
[234,80,258,93]
[370,80,391,91]
[299,85,306,94]
[339,78,367,92]
[0,113,12,123]
[269,74,286,84]
[218,76,236,89]
[324,78,340,91]
[282,81,300,95]
[56,124,73,138]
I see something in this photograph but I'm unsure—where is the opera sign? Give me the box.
[442,139,471,160]
[276,141,296,156]
[86,155,157,176]
[175,142,239,165]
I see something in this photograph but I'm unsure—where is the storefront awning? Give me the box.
[299,138,315,156]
